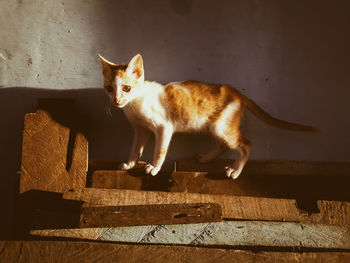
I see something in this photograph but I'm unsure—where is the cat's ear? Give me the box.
[126,54,144,81]
[97,54,116,74]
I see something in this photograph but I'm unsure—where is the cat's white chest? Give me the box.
[123,88,168,131]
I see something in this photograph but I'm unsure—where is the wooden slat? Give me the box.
[89,168,170,191]
[174,160,350,201]
[63,188,350,225]
[89,161,350,202]
[80,203,222,227]
[2,241,350,263]
[20,99,88,194]
[175,159,350,176]
[91,170,143,189]
[308,200,350,225]
[63,188,301,222]
[30,221,350,249]
[30,203,221,229]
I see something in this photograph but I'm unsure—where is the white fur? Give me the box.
[211,101,241,137]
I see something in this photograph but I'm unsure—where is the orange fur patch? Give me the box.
[165,80,243,124]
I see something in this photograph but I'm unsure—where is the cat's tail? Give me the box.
[243,95,319,132]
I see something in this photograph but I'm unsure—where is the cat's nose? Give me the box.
[114,98,120,104]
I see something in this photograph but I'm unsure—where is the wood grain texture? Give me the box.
[89,160,350,202]
[90,170,144,190]
[63,188,301,222]
[30,203,221,229]
[175,159,350,176]
[80,203,221,227]
[20,99,88,194]
[63,188,350,225]
[174,159,350,201]
[1,241,350,263]
[30,221,350,249]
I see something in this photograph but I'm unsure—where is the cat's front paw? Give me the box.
[225,166,241,180]
[145,164,160,176]
[119,162,135,170]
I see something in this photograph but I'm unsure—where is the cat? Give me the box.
[98,54,318,179]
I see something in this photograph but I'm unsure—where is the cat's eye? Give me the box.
[105,85,113,93]
[122,85,131,92]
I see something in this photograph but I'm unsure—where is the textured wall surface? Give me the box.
[0,0,349,237]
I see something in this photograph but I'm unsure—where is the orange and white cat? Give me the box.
[98,54,317,179]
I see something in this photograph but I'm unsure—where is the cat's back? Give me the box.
[164,80,242,131]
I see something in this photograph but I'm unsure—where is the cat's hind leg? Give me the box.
[196,142,228,163]
[211,100,250,179]
[223,134,251,179]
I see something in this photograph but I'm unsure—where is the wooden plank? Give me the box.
[63,188,301,222]
[20,99,88,194]
[175,159,350,176]
[89,161,350,202]
[63,188,350,225]
[89,160,146,171]
[174,160,350,201]
[307,200,350,226]
[89,166,170,191]
[90,169,170,191]
[90,170,144,190]
[30,203,221,229]
[169,172,350,217]
[30,221,350,249]
[80,203,222,227]
[2,241,350,263]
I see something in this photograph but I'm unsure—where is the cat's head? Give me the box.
[98,54,145,108]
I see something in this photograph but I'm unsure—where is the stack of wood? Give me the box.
[9,99,350,262]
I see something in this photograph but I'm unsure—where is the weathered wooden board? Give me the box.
[175,159,350,176]
[20,99,88,194]
[91,170,144,190]
[307,200,350,225]
[63,188,301,222]
[30,203,222,229]
[89,163,170,191]
[2,241,350,263]
[89,160,350,202]
[173,160,350,201]
[80,203,221,227]
[30,221,350,249]
[63,188,350,225]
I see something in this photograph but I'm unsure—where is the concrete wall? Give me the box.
[0,0,349,237]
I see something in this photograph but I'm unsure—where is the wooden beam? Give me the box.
[63,188,350,225]
[80,203,221,227]
[2,241,350,263]
[30,220,350,249]
[63,188,301,222]
[89,160,350,202]
[175,159,350,176]
[30,203,222,229]
[90,170,144,189]
[20,99,88,194]
[173,160,350,201]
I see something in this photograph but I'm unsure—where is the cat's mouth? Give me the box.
[114,101,127,108]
